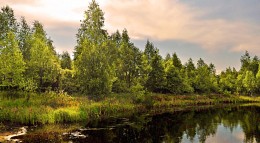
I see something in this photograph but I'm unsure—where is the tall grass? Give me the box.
[0,91,138,124]
[0,91,259,125]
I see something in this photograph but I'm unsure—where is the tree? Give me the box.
[47,38,57,56]
[194,59,218,93]
[111,29,143,93]
[249,56,259,76]
[115,29,142,91]
[140,54,152,88]
[141,40,158,91]
[165,63,183,94]
[144,40,156,64]
[165,53,171,61]
[185,58,196,72]
[28,21,60,91]
[208,63,219,92]
[74,0,115,96]
[75,40,115,95]
[74,0,107,60]
[194,59,211,93]
[181,69,194,93]
[164,56,193,94]
[0,6,18,41]
[197,58,206,68]
[219,67,237,94]
[17,17,32,61]
[0,31,25,87]
[172,52,182,70]
[243,71,256,95]
[60,51,72,69]
[184,58,196,92]
[111,30,121,47]
[255,64,260,93]
[236,72,246,95]
[60,68,76,93]
[146,51,166,92]
[240,51,251,71]
[163,54,172,72]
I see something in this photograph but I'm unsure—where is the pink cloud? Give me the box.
[1,0,260,55]
[103,0,260,54]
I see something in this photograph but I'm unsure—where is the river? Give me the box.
[1,104,259,143]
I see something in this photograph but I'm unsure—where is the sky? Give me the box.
[1,0,260,72]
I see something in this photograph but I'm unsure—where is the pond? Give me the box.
[1,104,259,143]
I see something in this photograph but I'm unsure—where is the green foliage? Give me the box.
[1,3,260,99]
[172,52,182,70]
[1,2,260,128]
[146,51,166,92]
[194,61,211,93]
[236,72,246,94]
[164,55,194,94]
[74,0,116,97]
[17,17,32,61]
[27,21,60,91]
[165,64,183,94]
[0,31,25,87]
[0,6,18,40]
[249,56,259,76]
[243,71,256,95]
[219,68,237,94]
[144,40,156,63]
[60,69,77,93]
[256,65,260,93]
[184,58,196,91]
[75,42,114,96]
[140,54,152,87]
[112,29,142,92]
[1,91,260,125]
[180,69,194,93]
[60,51,72,69]
[74,0,106,60]
[240,51,251,71]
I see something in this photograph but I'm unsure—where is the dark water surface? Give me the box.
[1,105,260,143]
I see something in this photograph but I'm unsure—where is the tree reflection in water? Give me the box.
[12,105,260,143]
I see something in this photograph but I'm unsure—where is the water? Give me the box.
[1,105,259,143]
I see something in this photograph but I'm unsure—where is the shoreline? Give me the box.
[0,92,260,125]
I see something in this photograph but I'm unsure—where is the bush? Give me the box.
[223,90,231,96]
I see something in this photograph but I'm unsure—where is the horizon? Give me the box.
[1,0,260,73]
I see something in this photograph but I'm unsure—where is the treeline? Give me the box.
[1,1,260,97]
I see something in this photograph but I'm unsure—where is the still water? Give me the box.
[1,105,259,143]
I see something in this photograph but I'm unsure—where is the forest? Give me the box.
[1,1,260,98]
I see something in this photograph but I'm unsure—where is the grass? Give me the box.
[0,91,260,125]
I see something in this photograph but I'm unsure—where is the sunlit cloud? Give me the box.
[0,0,107,54]
[104,0,260,54]
[1,0,260,62]
[2,0,38,5]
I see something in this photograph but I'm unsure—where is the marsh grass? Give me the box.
[0,91,138,124]
[0,91,260,125]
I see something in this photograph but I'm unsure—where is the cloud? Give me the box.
[1,0,259,57]
[0,0,88,56]
[103,0,260,54]
[46,25,78,55]
[0,0,39,6]
[0,0,109,56]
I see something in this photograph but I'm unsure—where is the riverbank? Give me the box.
[0,91,260,125]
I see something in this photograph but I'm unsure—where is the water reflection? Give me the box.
[6,105,260,143]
